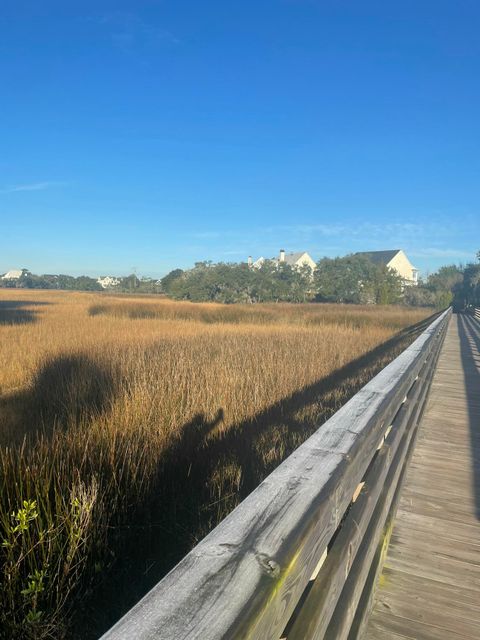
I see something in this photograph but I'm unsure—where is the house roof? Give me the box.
[282,251,308,265]
[251,251,315,269]
[1,269,23,279]
[355,250,402,266]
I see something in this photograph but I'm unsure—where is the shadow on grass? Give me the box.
[0,300,51,325]
[88,311,440,637]
[0,354,117,444]
[0,308,441,638]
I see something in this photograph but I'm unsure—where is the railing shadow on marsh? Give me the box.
[90,310,441,635]
[0,299,52,325]
[0,309,441,638]
[457,313,480,520]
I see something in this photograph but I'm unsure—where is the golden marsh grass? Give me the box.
[0,289,433,638]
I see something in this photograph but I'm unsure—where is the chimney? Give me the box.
[279,249,285,263]
[248,256,253,267]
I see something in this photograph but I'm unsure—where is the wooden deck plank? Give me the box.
[367,611,473,640]
[378,567,480,617]
[388,510,479,547]
[364,314,480,639]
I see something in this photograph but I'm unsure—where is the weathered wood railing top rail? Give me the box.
[102,308,452,640]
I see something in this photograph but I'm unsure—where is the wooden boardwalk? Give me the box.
[365,313,480,639]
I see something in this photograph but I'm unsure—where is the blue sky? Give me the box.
[1,1,479,278]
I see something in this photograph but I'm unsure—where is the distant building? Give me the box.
[1,269,23,280]
[97,276,120,289]
[248,249,316,272]
[356,250,418,285]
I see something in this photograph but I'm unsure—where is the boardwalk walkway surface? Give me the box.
[365,314,480,639]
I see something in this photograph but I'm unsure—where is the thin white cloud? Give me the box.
[409,248,475,259]
[351,222,425,237]
[1,181,67,194]
[186,221,476,268]
[262,221,433,239]
[268,223,347,236]
[220,249,249,256]
[191,222,434,243]
[96,11,180,49]
[296,226,343,236]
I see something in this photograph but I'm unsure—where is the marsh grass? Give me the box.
[88,298,421,331]
[0,290,433,638]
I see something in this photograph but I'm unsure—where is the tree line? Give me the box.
[161,252,480,308]
[4,252,479,308]
[405,258,480,311]
[0,270,161,293]
[161,255,402,304]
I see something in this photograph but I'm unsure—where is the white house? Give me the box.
[1,269,23,280]
[250,256,266,268]
[356,250,418,285]
[97,276,120,289]
[248,249,316,272]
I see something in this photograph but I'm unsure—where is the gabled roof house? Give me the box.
[248,249,316,271]
[356,250,418,285]
[1,269,23,280]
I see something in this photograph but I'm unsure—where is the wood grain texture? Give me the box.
[287,336,438,640]
[347,317,449,640]
[364,314,480,640]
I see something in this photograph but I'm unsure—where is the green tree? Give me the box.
[160,269,184,294]
[119,274,140,292]
[403,285,435,307]
[427,265,463,294]
[314,255,401,304]
[462,262,480,307]
[73,276,103,291]
[165,260,314,304]
[57,274,77,290]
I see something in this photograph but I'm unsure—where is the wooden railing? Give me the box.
[101,308,451,640]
